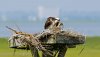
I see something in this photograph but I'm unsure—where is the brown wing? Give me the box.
[44,17,53,29]
[44,21,52,29]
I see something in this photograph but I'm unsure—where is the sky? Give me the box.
[0,0,100,12]
[0,0,100,37]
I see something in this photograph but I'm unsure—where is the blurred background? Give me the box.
[0,1,100,57]
[0,0,100,37]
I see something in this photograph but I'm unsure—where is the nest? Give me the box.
[36,30,85,45]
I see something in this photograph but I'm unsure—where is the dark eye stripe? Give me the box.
[55,22,59,26]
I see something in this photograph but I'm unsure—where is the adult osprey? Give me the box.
[44,17,63,33]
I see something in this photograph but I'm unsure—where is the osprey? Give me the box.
[44,17,63,33]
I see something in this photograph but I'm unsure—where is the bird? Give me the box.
[44,17,63,33]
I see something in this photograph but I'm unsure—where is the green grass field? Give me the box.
[0,36,100,57]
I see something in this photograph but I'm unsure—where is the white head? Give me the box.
[55,17,60,20]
